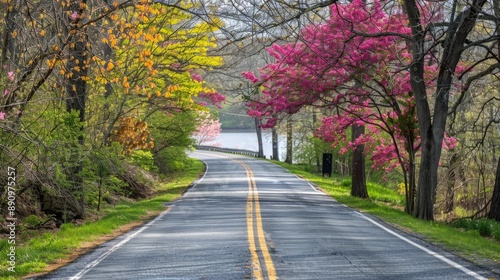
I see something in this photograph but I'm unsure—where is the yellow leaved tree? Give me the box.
[87,1,224,152]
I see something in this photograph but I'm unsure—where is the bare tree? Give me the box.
[403,0,491,220]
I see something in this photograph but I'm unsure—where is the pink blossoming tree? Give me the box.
[243,0,459,215]
[193,111,222,146]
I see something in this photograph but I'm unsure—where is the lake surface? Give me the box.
[204,131,287,161]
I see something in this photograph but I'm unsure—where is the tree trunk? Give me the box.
[1,4,17,68]
[445,153,459,213]
[313,111,321,172]
[101,0,115,144]
[2,3,20,113]
[488,0,500,222]
[285,118,293,164]
[254,117,264,157]
[407,150,416,214]
[66,1,88,139]
[351,124,368,198]
[272,126,279,160]
[65,1,89,216]
[488,157,500,221]
[403,0,486,220]
[97,177,103,212]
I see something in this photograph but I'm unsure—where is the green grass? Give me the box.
[0,159,205,280]
[271,160,500,266]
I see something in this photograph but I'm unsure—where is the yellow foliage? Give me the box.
[46,58,56,68]
[144,59,153,70]
[123,76,130,89]
[89,0,224,119]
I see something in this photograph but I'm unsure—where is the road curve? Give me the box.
[36,151,495,280]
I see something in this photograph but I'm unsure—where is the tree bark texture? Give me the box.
[488,157,500,221]
[272,127,279,160]
[285,118,293,164]
[254,117,264,158]
[65,0,89,215]
[351,124,368,198]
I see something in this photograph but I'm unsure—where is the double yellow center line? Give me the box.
[235,160,277,280]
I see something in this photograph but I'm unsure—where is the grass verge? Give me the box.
[0,159,205,280]
[272,161,500,271]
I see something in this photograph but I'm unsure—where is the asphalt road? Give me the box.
[37,151,496,280]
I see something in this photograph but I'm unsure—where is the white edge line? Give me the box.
[355,212,487,280]
[70,158,210,279]
[293,173,322,193]
[265,159,321,193]
[69,210,170,280]
[184,158,208,196]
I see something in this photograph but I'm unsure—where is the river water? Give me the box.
[204,131,287,161]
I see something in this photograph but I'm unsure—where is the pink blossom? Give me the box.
[193,112,222,145]
[7,71,14,81]
[443,134,459,150]
[247,110,262,117]
[70,11,78,20]
[190,73,203,82]
[241,0,443,178]
[3,89,8,96]
[0,111,6,120]
[242,71,260,83]
[198,91,225,108]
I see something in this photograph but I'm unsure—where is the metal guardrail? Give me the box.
[196,145,260,157]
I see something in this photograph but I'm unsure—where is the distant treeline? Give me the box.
[219,112,254,130]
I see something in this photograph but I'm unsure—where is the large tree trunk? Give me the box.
[2,3,20,114]
[254,117,264,157]
[488,157,500,221]
[403,0,486,220]
[1,4,17,68]
[65,1,89,215]
[272,126,279,160]
[351,124,368,198]
[285,118,293,164]
[489,0,500,223]
[313,111,321,172]
[66,2,88,136]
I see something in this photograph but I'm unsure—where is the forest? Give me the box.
[0,0,499,237]
[0,0,225,227]
[241,0,500,222]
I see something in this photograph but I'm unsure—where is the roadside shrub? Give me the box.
[477,219,493,237]
[23,215,43,228]
[127,150,158,172]
[452,218,500,240]
[493,225,500,241]
[154,147,192,173]
[341,179,351,188]
[452,218,472,229]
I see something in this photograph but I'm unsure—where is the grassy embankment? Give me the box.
[0,159,205,280]
[272,160,500,271]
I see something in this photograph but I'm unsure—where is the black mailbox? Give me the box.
[322,153,333,177]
